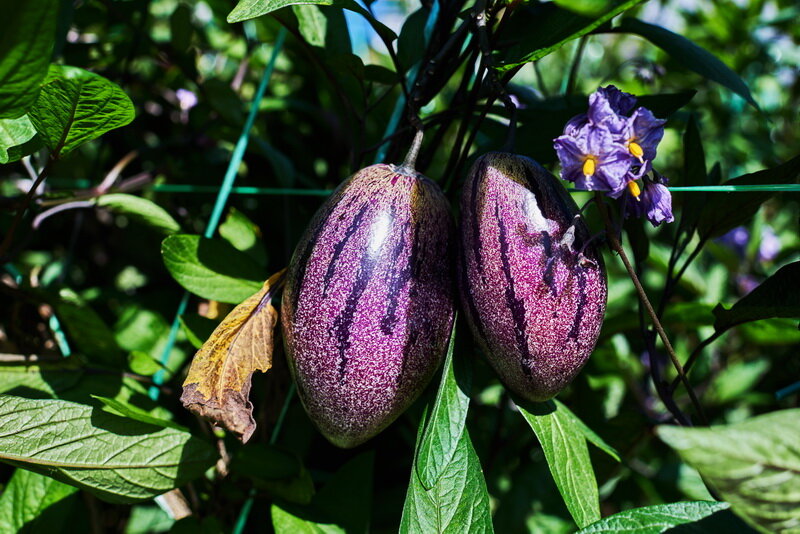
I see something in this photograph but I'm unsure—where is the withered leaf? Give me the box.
[181,269,285,442]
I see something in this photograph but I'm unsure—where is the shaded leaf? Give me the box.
[96,194,181,235]
[181,270,285,442]
[554,399,620,462]
[161,234,264,304]
[92,395,187,431]
[179,314,219,349]
[516,399,601,528]
[0,358,84,398]
[28,65,135,157]
[0,0,58,118]
[0,114,41,164]
[658,410,800,533]
[416,321,470,489]
[494,1,644,72]
[676,114,708,240]
[713,262,800,332]
[0,395,216,503]
[616,18,759,109]
[0,468,79,533]
[579,501,745,533]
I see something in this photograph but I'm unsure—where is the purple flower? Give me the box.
[588,86,637,135]
[626,174,674,227]
[595,85,637,116]
[759,226,780,262]
[554,123,633,196]
[717,226,750,257]
[621,107,666,171]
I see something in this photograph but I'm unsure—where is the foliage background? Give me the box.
[0,0,798,532]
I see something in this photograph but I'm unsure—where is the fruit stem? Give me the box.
[400,129,425,172]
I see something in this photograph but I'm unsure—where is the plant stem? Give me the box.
[0,157,55,261]
[594,193,708,425]
[669,329,725,392]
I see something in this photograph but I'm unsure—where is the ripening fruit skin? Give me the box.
[281,163,455,448]
[459,152,607,403]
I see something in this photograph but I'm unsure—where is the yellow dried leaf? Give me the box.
[181,269,286,442]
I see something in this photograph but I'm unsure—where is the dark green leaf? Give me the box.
[494,1,644,72]
[676,114,708,239]
[91,395,187,431]
[398,8,428,71]
[516,399,601,528]
[0,0,58,118]
[161,234,264,304]
[658,410,800,533]
[0,468,79,533]
[616,18,759,109]
[96,194,181,235]
[364,64,398,85]
[696,155,800,240]
[553,399,620,462]
[0,395,216,503]
[0,359,84,398]
[578,501,742,533]
[713,262,800,332]
[28,65,135,156]
[179,314,219,349]
[0,115,41,164]
[170,4,194,52]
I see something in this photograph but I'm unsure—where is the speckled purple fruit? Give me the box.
[459,152,607,402]
[282,164,455,448]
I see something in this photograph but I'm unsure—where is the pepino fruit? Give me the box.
[281,146,454,448]
[459,152,607,403]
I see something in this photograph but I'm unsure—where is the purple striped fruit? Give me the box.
[281,163,455,448]
[459,152,607,402]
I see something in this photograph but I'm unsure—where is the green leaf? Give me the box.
[493,1,644,72]
[91,395,187,432]
[293,5,329,47]
[218,207,266,265]
[696,155,800,240]
[516,399,601,528]
[553,399,620,462]
[0,115,41,164]
[0,0,58,119]
[96,194,181,235]
[658,409,800,533]
[227,0,396,43]
[578,501,741,533]
[0,395,216,503]
[179,314,219,349]
[415,321,471,489]
[0,469,79,533]
[616,18,759,109]
[161,234,264,304]
[271,504,344,534]
[554,0,618,17]
[713,262,800,332]
[676,114,709,240]
[28,65,135,157]
[0,359,84,398]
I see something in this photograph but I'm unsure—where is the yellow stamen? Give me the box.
[582,157,596,177]
[629,141,644,162]
[628,180,642,200]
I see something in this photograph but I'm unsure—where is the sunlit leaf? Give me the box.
[516,399,601,528]
[218,207,267,265]
[578,501,743,533]
[658,410,800,533]
[553,399,620,462]
[96,194,181,235]
[28,65,135,156]
[92,395,187,431]
[0,469,79,533]
[0,0,58,118]
[0,114,40,164]
[0,395,216,503]
[181,270,285,442]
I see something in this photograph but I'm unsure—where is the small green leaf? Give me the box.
[28,65,135,157]
[616,18,759,109]
[0,395,216,503]
[179,314,219,349]
[128,350,165,376]
[227,0,396,43]
[96,194,181,235]
[713,262,800,333]
[416,321,470,489]
[578,501,740,533]
[218,207,266,265]
[0,0,58,118]
[91,395,187,431]
[0,114,41,164]
[161,234,264,304]
[516,399,601,528]
[658,409,800,533]
[553,399,620,462]
[554,0,618,17]
[0,469,79,533]
[293,5,329,47]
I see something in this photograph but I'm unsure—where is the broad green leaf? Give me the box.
[578,501,741,533]
[493,1,644,72]
[92,395,187,432]
[713,262,800,333]
[181,271,284,442]
[696,155,800,240]
[416,321,471,489]
[0,0,58,118]
[28,65,135,157]
[293,5,329,47]
[516,399,601,528]
[0,115,40,164]
[553,399,620,462]
[658,410,800,533]
[218,207,266,265]
[676,114,709,240]
[554,0,617,17]
[0,468,79,533]
[0,395,216,503]
[161,234,264,303]
[0,359,84,398]
[227,0,396,43]
[707,359,770,405]
[96,194,181,235]
[616,18,759,109]
[271,504,344,534]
